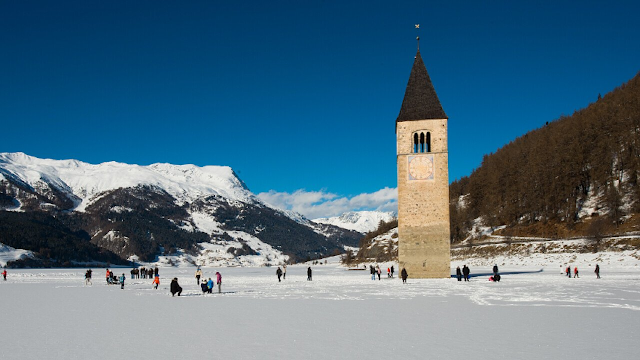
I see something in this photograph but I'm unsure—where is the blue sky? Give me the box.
[1,1,639,218]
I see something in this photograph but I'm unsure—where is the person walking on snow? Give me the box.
[2,268,7,281]
[574,267,579,278]
[401,268,408,283]
[195,268,203,285]
[390,265,395,278]
[283,265,287,280]
[216,272,222,293]
[105,268,110,284]
[387,267,391,278]
[276,267,283,282]
[153,275,160,289]
[207,278,214,293]
[376,265,381,280]
[595,264,600,279]
[85,269,92,285]
[370,265,375,280]
[119,273,126,289]
[462,265,470,281]
[456,266,462,281]
[566,266,571,278]
[307,267,312,281]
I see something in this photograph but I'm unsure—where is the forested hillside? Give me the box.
[450,72,640,242]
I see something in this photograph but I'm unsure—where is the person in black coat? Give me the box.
[456,266,462,281]
[276,267,283,282]
[307,267,312,281]
[401,268,408,283]
[462,265,470,281]
[170,278,182,296]
[200,280,208,294]
[493,264,499,276]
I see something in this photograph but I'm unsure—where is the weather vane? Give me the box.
[415,24,420,50]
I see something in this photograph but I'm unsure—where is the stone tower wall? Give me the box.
[397,119,451,278]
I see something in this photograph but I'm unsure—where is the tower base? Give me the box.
[398,224,450,278]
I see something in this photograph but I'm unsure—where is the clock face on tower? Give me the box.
[408,155,435,181]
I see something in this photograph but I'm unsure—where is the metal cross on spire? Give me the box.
[415,24,420,51]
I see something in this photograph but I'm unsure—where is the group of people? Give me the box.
[80,265,218,297]
[455,265,471,281]
[104,269,127,289]
[130,267,158,279]
[368,264,396,280]
[275,265,287,282]
[565,266,579,278]
[564,264,600,278]
[274,265,315,282]
[197,268,222,294]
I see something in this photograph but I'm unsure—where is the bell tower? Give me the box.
[396,39,451,278]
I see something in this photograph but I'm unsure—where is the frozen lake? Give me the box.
[2,261,639,359]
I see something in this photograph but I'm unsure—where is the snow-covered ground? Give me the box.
[2,259,639,359]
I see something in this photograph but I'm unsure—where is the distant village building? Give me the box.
[396,40,451,278]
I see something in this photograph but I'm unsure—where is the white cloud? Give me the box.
[257,187,397,219]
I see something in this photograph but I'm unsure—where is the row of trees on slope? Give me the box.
[450,72,640,242]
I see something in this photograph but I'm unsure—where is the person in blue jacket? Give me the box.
[207,278,214,294]
[119,273,126,289]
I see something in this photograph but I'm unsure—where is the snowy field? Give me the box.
[2,260,640,360]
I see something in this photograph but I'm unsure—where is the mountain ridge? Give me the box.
[0,153,362,267]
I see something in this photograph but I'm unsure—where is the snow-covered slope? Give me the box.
[313,211,396,233]
[0,152,255,211]
[0,243,35,267]
[0,152,361,266]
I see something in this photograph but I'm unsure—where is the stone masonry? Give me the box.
[397,120,451,278]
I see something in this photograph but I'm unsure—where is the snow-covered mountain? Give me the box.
[0,152,361,267]
[313,211,396,234]
[0,152,255,211]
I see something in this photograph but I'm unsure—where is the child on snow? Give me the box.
[207,278,214,293]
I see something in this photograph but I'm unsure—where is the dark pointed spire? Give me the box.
[396,50,447,123]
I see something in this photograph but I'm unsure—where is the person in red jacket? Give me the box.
[574,267,579,278]
[152,275,160,289]
[2,268,7,281]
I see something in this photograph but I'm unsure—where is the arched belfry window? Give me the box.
[412,131,432,153]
